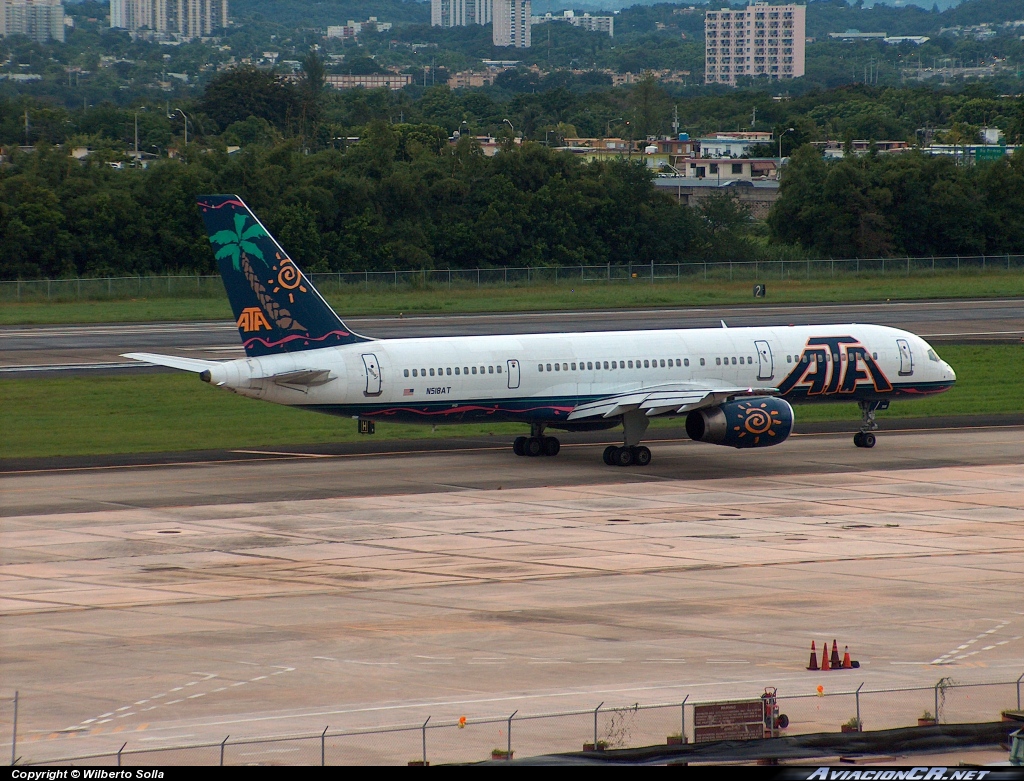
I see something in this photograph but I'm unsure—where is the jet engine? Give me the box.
[685,397,794,449]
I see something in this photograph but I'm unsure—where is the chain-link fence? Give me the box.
[3,254,1024,303]
[20,673,1023,766]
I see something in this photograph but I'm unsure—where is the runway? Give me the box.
[2,426,1023,763]
[3,298,1023,375]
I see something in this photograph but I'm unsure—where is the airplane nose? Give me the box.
[946,362,956,382]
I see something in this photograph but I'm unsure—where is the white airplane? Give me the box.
[125,195,956,466]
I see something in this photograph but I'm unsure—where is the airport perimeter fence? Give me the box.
[20,673,1024,766]
[3,254,1024,303]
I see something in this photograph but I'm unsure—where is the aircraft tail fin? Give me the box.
[197,195,368,357]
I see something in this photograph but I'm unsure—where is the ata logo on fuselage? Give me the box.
[237,306,271,332]
[777,336,893,397]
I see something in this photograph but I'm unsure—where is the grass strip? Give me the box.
[1,345,1017,459]
[4,271,1024,325]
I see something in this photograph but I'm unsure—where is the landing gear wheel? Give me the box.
[543,436,561,457]
[862,432,876,449]
[853,432,865,448]
[513,436,527,456]
[603,445,618,466]
[633,446,652,467]
[614,446,635,467]
[525,437,544,457]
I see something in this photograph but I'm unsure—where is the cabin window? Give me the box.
[471,366,477,374]
[546,364,552,372]
[684,358,690,367]
[660,359,665,367]
[716,358,721,366]
[479,366,484,374]
[538,364,543,372]
[571,363,576,370]
[488,366,493,374]
[447,368,452,375]
[427,369,433,376]
[554,363,560,371]
[455,367,461,375]
[641,360,648,368]
[404,369,410,377]
[731,357,737,365]
[412,369,418,377]
[610,361,616,369]
[873,352,878,359]
[497,365,502,373]
[603,361,609,369]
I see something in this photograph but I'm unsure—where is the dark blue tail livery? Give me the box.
[197,195,368,357]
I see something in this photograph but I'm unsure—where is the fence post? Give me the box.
[220,734,229,766]
[421,716,430,765]
[681,694,689,744]
[10,691,16,765]
[321,726,328,766]
[934,682,940,725]
[593,701,604,749]
[117,741,126,767]
[855,683,864,731]
[507,710,517,760]
[477,268,480,287]
[1017,672,1022,710]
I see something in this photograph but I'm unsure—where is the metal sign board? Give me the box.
[693,700,764,743]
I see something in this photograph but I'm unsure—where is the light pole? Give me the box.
[606,116,622,138]
[503,118,514,143]
[133,107,147,158]
[171,108,189,146]
[778,126,795,161]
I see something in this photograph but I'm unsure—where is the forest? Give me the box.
[2,70,1023,280]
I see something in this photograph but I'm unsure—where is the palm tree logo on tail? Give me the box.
[209,213,305,332]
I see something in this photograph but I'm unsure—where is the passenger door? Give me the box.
[361,353,382,396]
[896,339,913,376]
[507,359,520,390]
[755,340,774,381]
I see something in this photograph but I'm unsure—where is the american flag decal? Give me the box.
[403,388,414,396]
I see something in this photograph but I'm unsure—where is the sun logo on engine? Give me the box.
[732,401,780,445]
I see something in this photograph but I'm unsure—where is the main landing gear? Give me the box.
[513,423,560,458]
[854,400,888,448]
[603,445,652,467]
[603,409,653,467]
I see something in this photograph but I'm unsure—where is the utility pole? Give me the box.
[24,110,29,146]
[751,105,756,129]
[673,105,680,136]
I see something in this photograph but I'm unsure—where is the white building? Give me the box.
[705,2,805,86]
[431,0,491,28]
[493,0,529,47]
[110,0,228,39]
[1,0,65,43]
[532,10,613,37]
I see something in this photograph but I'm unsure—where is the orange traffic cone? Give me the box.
[842,646,853,669]
[821,640,831,670]
[830,640,841,669]
[807,641,819,670]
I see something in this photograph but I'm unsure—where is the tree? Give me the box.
[197,67,301,135]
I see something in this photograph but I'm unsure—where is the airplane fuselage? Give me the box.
[203,323,955,427]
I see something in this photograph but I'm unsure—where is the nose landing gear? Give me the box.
[854,400,888,448]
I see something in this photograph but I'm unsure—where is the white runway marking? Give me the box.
[931,620,1012,664]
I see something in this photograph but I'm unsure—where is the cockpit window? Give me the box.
[927,349,940,362]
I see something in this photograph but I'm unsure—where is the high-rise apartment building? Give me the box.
[110,0,228,39]
[705,2,805,86]
[492,0,529,48]
[431,0,491,28]
[1,0,65,43]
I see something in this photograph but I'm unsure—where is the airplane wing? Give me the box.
[568,382,779,420]
[122,352,220,373]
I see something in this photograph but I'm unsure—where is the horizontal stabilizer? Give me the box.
[568,383,779,421]
[252,369,333,387]
[121,352,221,373]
